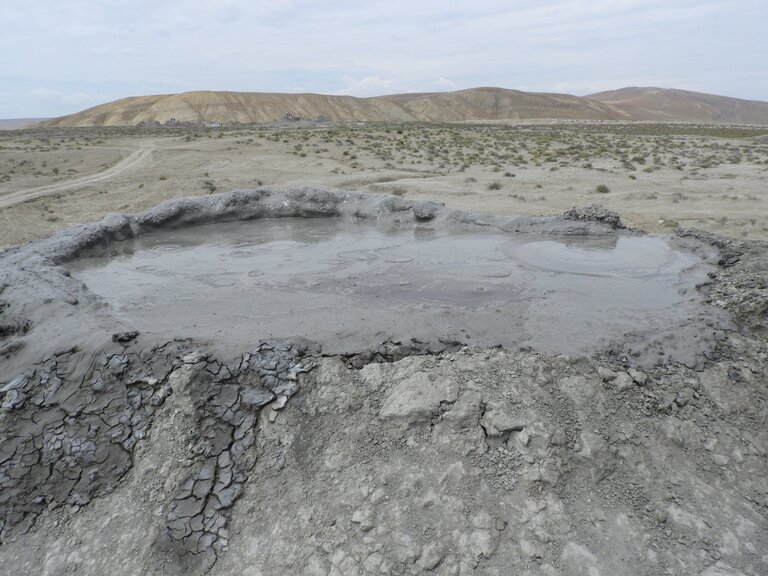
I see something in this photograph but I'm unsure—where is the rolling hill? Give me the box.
[588,87,768,124]
[37,86,768,127]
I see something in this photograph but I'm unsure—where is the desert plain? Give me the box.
[1,120,768,248]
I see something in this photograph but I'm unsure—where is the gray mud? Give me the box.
[2,188,639,379]
[66,217,722,365]
[0,188,766,576]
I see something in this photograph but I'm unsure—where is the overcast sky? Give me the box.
[1,0,766,118]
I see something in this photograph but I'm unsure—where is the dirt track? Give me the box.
[0,142,156,209]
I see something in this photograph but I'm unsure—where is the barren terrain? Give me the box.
[1,123,767,576]
[1,122,768,249]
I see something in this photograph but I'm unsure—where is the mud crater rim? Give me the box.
[0,189,732,377]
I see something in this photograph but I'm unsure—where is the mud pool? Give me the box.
[67,217,720,364]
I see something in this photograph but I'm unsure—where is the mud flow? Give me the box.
[67,217,717,365]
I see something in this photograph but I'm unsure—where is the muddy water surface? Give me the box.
[67,218,718,364]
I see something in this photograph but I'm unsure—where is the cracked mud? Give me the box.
[0,188,766,576]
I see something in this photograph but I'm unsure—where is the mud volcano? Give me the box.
[1,189,766,576]
[67,210,719,366]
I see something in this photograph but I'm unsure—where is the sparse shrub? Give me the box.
[595,184,610,193]
[487,181,502,191]
[203,180,217,193]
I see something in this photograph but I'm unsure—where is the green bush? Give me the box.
[595,184,610,193]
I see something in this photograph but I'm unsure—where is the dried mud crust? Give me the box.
[0,337,309,574]
[677,229,768,336]
[0,188,766,575]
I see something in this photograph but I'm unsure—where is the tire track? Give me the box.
[0,144,155,209]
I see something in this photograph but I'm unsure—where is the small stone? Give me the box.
[628,368,647,385]
[675,388,694,407]
[418,541,446,570]
[183,351,207,364]
[597,367,617,382]
[351,507,375,532]
[112,330,139,343]
[614,372,634,392]
[414,200,442,221]
[480,404,523,436]
[657,392,675,411]
[712,454,729,466]
[270,395,288,410]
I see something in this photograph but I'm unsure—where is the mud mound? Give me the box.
[0,189,766,576]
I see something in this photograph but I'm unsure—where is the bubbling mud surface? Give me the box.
[67,217,718,365]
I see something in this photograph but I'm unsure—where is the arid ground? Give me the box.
[2,121,768,248]
[1,122,767,576]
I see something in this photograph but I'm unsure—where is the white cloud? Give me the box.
[0,0,765,116]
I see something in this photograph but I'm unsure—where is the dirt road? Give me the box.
[0,143,155,209]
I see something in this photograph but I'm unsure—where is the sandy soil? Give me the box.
[1,122,767,248]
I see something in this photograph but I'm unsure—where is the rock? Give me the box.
[183,351,208,364]
[519,538,543,559]
[614,372,634,392]
[418,541,446,570]
[270,394,288,410]
[560,542,599,576]
[363,552,385,572]
[112,330,139,343]
[480,404,523,436]
[563,204,624,228]
[379,372,458,426]
[597,367,617,382]
[414,201,442,221]
[442,391,482,429]
[676,387,694,407]
[469,529,496,559]
[657,392,676,411]
[628,368,647,385]
[394,534,421,564]
[351,507,375,532]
